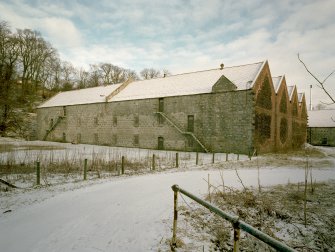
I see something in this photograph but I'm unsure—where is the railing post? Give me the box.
[121,156,125,174]
[36,161,40,186]
[83,158,87,180]
[171,185,179,249]
[233,223,240,252]
[212,153,215,164]
[196,152,199,165]
[175,153,179,168]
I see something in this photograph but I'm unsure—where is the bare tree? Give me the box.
[140,68,161,79]
[298,53,335,104]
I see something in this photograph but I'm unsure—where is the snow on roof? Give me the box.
[39,84,122,108]
[298,93,304,103]
[272,76,283,93]
[111,61,264,102]
[39,61,265,107]
[287,85,296,101]
[308,110,335,127]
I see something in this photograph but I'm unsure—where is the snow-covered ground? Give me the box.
[0,139,335,251]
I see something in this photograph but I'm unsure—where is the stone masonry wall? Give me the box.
[37,90,254,154]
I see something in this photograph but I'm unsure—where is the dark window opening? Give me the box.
[134,135,139,145]
[113,116,117,126]
[188,115,194,132]
[322,138,328,145]
[77,133,81,143]
[134,115,139,127]
[159,98,164,112]
[158,136,164,150]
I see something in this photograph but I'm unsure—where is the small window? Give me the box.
[158,136,164,150]
[113,116,117,126]
[159,98,164,112]
[187,115,194,132]
[134,115,139,127]
[77,133,81,143]
[322,137,328,145]
[134,135,139,145]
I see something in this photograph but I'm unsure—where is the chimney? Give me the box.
[220,63,224,70]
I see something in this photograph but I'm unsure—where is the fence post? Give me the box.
[226,153,228,161]
[196,152,199,165]
[237,154,239,161]
[83,158,87,180]
[175,153,179,168]
[233,223,240,252]
[152,154,156,170]
[171,186,178,249]
[36,161,40,186]
[212,153,215,164]
[121,156,125,174]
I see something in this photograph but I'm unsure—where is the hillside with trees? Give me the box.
[0,21,168,138]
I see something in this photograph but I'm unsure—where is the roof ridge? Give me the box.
[135,61,266,81]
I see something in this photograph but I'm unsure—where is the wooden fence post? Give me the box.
[233,224,240,252]
[36,161,40,185]
[196,152,199,165]
[175,153,179,168]
[152,154,156,170]
[121,156,125,174]
[226,153,228,161]
[171,188,178,249]
[237,154,239,161]
[212,153,215,164]
[83,158,87,180]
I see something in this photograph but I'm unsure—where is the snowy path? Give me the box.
[1,167,335,251]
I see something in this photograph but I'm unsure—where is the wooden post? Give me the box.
[36,161,40,186]
[196,152,199,165]
[121,156,125,174]
[233,224,240,252]
[226,153,228,161]
[84,158,87,180]
[237,154,239,161]
[172,189,178,249]
[152,154,156,170]
[175,153,179,168]
[212,153,215,164]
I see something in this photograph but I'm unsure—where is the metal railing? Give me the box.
[171,184,296,252]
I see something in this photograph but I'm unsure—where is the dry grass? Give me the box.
[176,181,335,251]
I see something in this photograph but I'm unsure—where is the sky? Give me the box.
[1,0,334,107]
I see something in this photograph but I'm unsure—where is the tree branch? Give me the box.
[298,53,335,104]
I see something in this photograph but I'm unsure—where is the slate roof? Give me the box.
[308,110,335,127]
[39,61,265,108]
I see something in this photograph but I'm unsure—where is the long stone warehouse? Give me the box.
[37,61,307,154]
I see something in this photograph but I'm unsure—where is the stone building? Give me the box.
[36,61,307,154]
[307,110,335,146]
